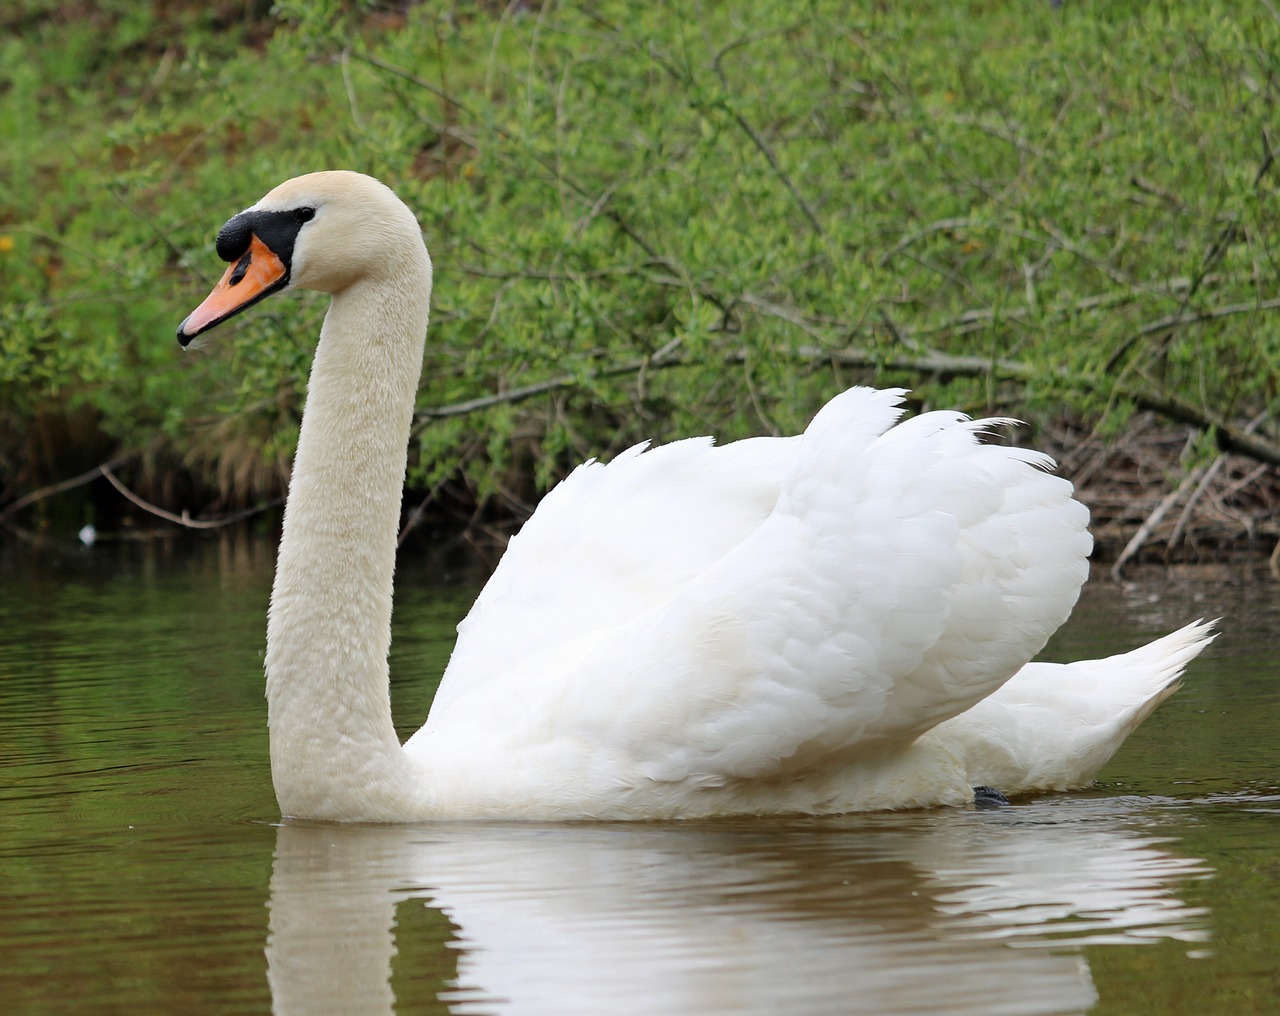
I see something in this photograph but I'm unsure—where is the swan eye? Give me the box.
[295,207,316,223]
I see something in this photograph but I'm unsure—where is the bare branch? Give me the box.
[99,466,274,529]
[718,99,827,237]
[877,217,983,267]
[416,332,1280,468]
[1,454,135,520]
[1111,462,1208,580]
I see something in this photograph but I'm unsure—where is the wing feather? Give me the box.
[417,387,1092,797]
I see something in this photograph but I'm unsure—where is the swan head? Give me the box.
[177,170,431,347]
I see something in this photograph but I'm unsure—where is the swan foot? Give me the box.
[972,785,1011,808]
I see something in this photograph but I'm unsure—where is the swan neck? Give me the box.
[265,261,431,820]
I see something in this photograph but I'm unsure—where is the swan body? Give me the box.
[179,171,1215,822]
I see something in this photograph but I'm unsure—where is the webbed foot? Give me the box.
[972,785,1010,808]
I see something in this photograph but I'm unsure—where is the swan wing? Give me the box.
[426,429,795,716]
[414,387,1091,804]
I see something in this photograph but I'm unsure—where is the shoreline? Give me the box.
[4,411,1276,578]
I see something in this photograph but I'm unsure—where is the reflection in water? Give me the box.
[266,800,1209,1016]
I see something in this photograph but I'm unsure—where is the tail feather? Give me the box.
[930,619,1218,795]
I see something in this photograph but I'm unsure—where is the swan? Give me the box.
[177,170,1215,822]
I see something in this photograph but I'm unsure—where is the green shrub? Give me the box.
[2,0,1277,523]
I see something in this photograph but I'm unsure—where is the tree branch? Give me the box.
[415,338,1280,467]
[98,466,278,529]
[1,453,136,520]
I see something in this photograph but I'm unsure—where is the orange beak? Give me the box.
[178,234,288,346]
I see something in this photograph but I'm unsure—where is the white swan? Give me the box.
[178,171,1215,822]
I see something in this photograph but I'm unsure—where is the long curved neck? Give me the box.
[265,256,431,820]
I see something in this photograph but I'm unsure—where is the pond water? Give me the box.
[1,535,1277,1015]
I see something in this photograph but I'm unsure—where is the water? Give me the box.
[1,537,1277,1015]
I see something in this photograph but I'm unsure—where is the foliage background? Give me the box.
[2,0,1278,542]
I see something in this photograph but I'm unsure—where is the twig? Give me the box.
[1108,143,1279,374]
[735,291,837,343]
[741,271,1225,350]
[1105,296,1280,374]
[340,48,364,130]
[416,347,683,420]
[1131,175,1184,208]
[1039,218,1135,287]
[1111,461,1209,581]
[353,51,480,118]
[1127,387,1280,467]
[1,453,136,520]
[877,217,982,267]
[418,371,609,420]
[1167,412,1271,552]
[3,454,278,531]
[414,336,1280,467]
[397,472,457,547]
[718,99,826,237]
[1167,455,1227,552]
[99,466,274,530]
[792,343,1036,380]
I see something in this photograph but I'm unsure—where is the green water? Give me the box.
[1,537,1277,1015]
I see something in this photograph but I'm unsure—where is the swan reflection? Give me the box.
[266,799,1209,1016]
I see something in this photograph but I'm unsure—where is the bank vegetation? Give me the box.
[2,1,1278,570]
